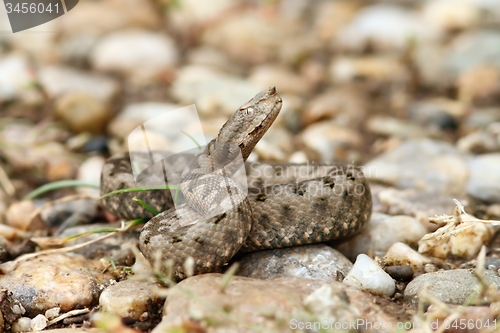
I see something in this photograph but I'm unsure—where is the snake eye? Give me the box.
[245,107,254,116]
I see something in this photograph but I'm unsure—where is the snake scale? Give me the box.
[101,87,372,281]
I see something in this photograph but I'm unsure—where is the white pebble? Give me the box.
[343,254,395,297]
[12,317,31,333]
[30,314,48,331]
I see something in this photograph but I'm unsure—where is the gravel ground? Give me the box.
[1,0,500,332]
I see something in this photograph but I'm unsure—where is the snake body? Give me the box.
[101,87,372,281]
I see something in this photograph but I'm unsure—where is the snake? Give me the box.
[100,87,372,281]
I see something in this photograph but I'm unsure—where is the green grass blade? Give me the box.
[181,130,202,150]
[133,197,161,215]
[23,180,100,200]
[100,185,180,199]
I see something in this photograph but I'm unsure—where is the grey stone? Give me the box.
[237,244,352,281]
[404,269,500,305]
[467,153,500,203]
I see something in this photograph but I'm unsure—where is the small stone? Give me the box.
[365,138,469,195]
[0,254,118,316]
[44,307,60,320]
[6,201,41,231]
[154,274,397,332]
[408,98,463,130]
[447,31,500,75]
[77,156,105,197]
[366,115,428,138]
[457,130,499,154]
[30,314,48,331]
[0,54,37,102]
[99,280,164,324]
[40,198,98,230]
[301,88,368,127]
[336,4,440,51]
[330,56,408,83]
[59,224,137,262]
[108,102,182,141]
[56,0,161,36]
[300,120,362,162]
[11,317,30,333]
[334,213,427,262]
[91,29,179,83]
[55,93,111,134]
[404,269,500,306]
[467,153,500,203]
[171,65,260,116]
[167,0,236,36]
[384,242,432,272]
[385,265,414,282]
[377,187,460,224]
[38,66,120,103]
[249,65,312,95]
[343,254,396,297]
[237,244,352,281]
[422,0,481,31]
[457,64,500,103]
[202,12,286,64]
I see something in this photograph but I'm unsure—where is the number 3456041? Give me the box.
[5,2,60,14]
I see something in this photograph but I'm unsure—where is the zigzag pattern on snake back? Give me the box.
[100,87,372,281]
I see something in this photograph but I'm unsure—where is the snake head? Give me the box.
[217,86,283,161]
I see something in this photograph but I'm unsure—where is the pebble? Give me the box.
[108,102,182,141]
[408,99,462,131]
[40,199,98,231]
[91,29,179,83]
[384,242,432,272]
[59,224,137,263]
[330,56,409,83]
[76,156,105,197]
[5,201,42,232]
[467,153,500,203]
[171,65,261,116]
[11,317,31,333]
[446,31,500,75]
[300,120,362,162]
[384,265,414,282]
[334,213,427,262]
[38,66,120,103]
[301,88,368,128]
[153,273,397,333]
[336,4,440,51]
[249,65,312,95]
[54,93,111,134]
[167,0,235,36]
[377,187,460,224]
[457,130,500,154]
[366,115,429,138]
[343,254,396,297]
[404,269,500,306]
[56,0,161,36]
[99,279,163,327]
[365,138,469,195]
[0,53,37,102]
[202,12,293,64]
[186,46,238,74]
[422,0,481,31]
[237,244,352,281]
[0,253,118,317]
[30,314,48,331]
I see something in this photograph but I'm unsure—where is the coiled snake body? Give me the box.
[101,87,372,281]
